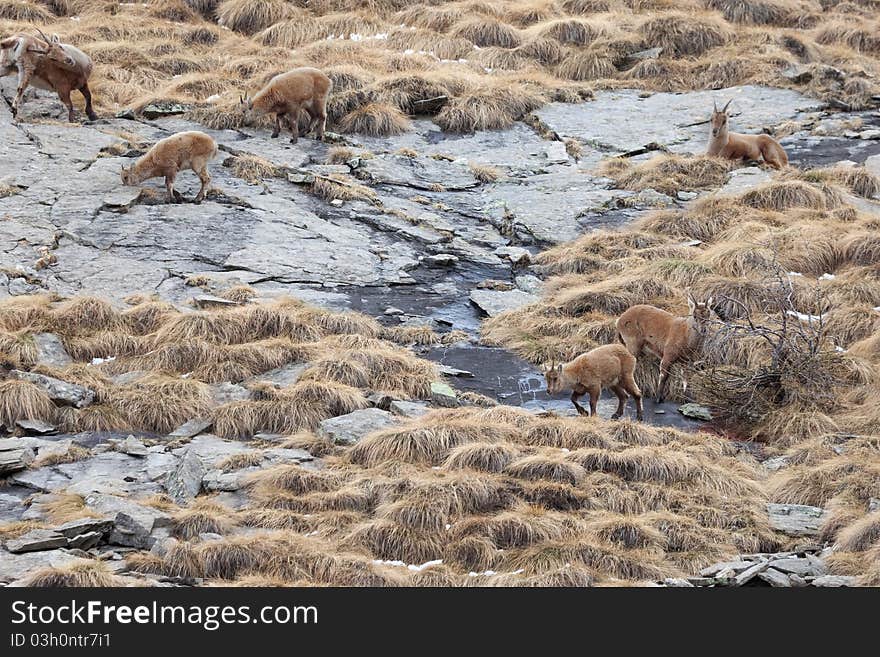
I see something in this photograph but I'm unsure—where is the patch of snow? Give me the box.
[89,356,116,366]
[788,271,803,277]
[786,310,823,323]
[819,273,836,280]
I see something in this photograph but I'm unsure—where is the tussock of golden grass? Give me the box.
[172,500,236,539]
[21,561,127,587]
[0,379,55,428]
[0,0,53,22]
[299,347,436,398]
[33,443,90,467]
[444,442,519,473]
[600,155,733,196]
[469,162,501,183]
[228,154,281,183]
[216,0,287,35]
[638,13,731,57]
[337,102,411,136]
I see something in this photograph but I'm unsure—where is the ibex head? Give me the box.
[710,98,732,138]
[30,29,76,69]
[119,164,135,186]
[239,92,255,124]
[687,293,717,325]
[542,360,565,395]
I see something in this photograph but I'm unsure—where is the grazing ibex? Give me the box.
[616,296,716,403]
[544,344,643,421]
[240,67,332,144]
[120,131,218,203]
[707,99,788,169]
[0,30,97,122]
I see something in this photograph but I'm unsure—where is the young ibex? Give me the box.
[707,99,788,169]
[120,131,218,203]
[616,296,716,403]
[544,344,643,421]
[0,30,96,122]
[240,67,332,144]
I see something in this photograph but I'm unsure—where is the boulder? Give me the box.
[8,370,95,408]
[430,382,459,408]
[165,449,207,505]
[770,557,826,577]
[677,403,712,421]
[0,549,86,583]
[319,408,397,446]
[494,246,531,265]
[15,419,56,435]
[811,575,856,587]
[84,494,171,549]
[757,568,792,587]
[118,435,149,457]
[55,517,115,539]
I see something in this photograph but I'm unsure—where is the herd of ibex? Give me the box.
[2,29,787,419]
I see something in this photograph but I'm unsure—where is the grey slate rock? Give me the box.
[15,419,56,434]
[165,449,207,505]
[6,528,68,553]
[84,494,171,549]
[0,446,35,474]
[8,370,95,408]
[469,288,539,317]
[767,503,827,537]
[169,417,212,439]
[32,333,72,368]
[67,531,102,550]
[55,517,115,539]
[771,557,826,577]
[319,408,397,446]
[390,400,430,418]
[811,575,857,587]
[757,568,792,587]
[0,549,85,583]
[430,382,459,408]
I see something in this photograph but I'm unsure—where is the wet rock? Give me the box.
[32,333,72,368]
[425,253,459,267]
[319,408,397,446]
[84,493,171,549]
[757,568,792,587]
[439,365,474,378]
[469,288,539,317]
[384,307,404,315]
[165,449,207,505]
[390,400,430,418]
[677,403,712,421]
[430,382,459,408]
[8,370,95,408]
[0,446,35,474]
[169,418,213,439]
[767,503,827,537]
[5,528,68,553]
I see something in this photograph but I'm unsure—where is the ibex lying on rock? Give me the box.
[0,30,96,122]
[120,131,218,203]
[544,344,643,421]
[616,296,716,403]
[707,99,788,169]
[240,67,332,144]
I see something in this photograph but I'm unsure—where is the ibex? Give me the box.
[707,99,788,169]
[616,296,716,403]
[120,131,218,203]
[0,30,97,123]
[240,67,332,144]
[544,344,643,421]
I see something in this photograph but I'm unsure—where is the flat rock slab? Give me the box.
[390,401,430,418]
[0,548,87,583]
[0,446,35,474]
[469,289,539,317]
[767,503,827,537]
[169,418,213,439]
[5,528,68,553]
[319,408,397,446]
[535,86,822,156]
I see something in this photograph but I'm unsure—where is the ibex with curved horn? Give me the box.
[543,344,643,421]
[0,29,96,122]
[706,98,788,169]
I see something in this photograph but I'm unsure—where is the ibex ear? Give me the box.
[706,296,714,307]
[556,364,563,375]
[51,34,61,44]
[687,294,696,314]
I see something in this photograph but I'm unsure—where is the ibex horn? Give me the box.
[34,28,51,44]
[713,99,718,112]
[722,99,732,113]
